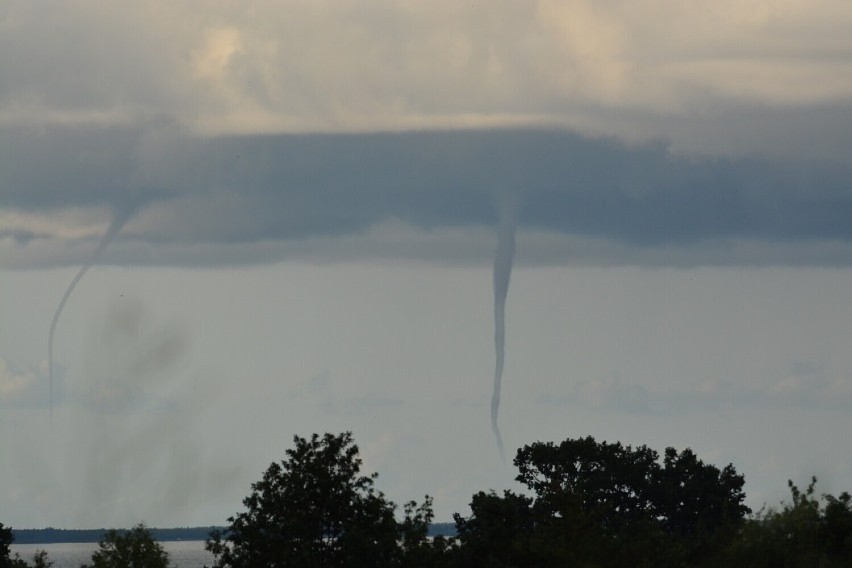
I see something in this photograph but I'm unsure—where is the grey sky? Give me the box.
[3,0,852,529]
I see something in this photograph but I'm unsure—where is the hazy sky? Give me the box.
[3,1,852,528]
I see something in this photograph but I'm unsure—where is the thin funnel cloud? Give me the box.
[491,193,518,461]
[48,210,132,420]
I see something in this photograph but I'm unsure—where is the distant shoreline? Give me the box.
[11,527,222,545]
[12,523,457,544]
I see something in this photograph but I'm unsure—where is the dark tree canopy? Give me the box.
[81,524,169,568]
[0,524,14,568]
[516,436,661,529]
[0,525,53,568]
[453,436,750,567]
[207,432,441,568]
[453,491,541,567]
[729,477,852,567]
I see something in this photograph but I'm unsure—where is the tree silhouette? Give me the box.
[82,524,169,568]
[453,436,749,567]
[207,432,441,567]
[0,524,17,568]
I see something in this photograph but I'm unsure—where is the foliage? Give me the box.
[725,477,852,567]
[398,497,454,568]
[652,445,751,562]
[452,436,749,567]
[452,490,545,567]
[0,524,13,568]
[0,524,52,568]
[81,524,169,568]
[25,551,51,568]
[207,432,445,567]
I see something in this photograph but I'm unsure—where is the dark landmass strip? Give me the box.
[12,527,222,544]
[12,523,457,544]
[427,523,456,537]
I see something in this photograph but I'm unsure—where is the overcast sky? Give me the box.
[3,1,852,528]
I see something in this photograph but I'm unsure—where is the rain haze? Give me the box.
[4,1,852,528]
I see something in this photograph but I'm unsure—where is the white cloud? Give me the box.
[0,206,112,241]
[192,27,244,83]
[2,1,852,156]
[0,358,53,407]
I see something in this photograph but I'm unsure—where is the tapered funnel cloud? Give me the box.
[48,208,133,421]
[491,192,518,462]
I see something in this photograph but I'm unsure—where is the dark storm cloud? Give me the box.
[4,124,852,266]
[0,121,171,212]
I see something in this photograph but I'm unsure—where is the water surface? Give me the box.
[11,540,214,568]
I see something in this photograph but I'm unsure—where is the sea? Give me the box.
[10,540,215,568]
